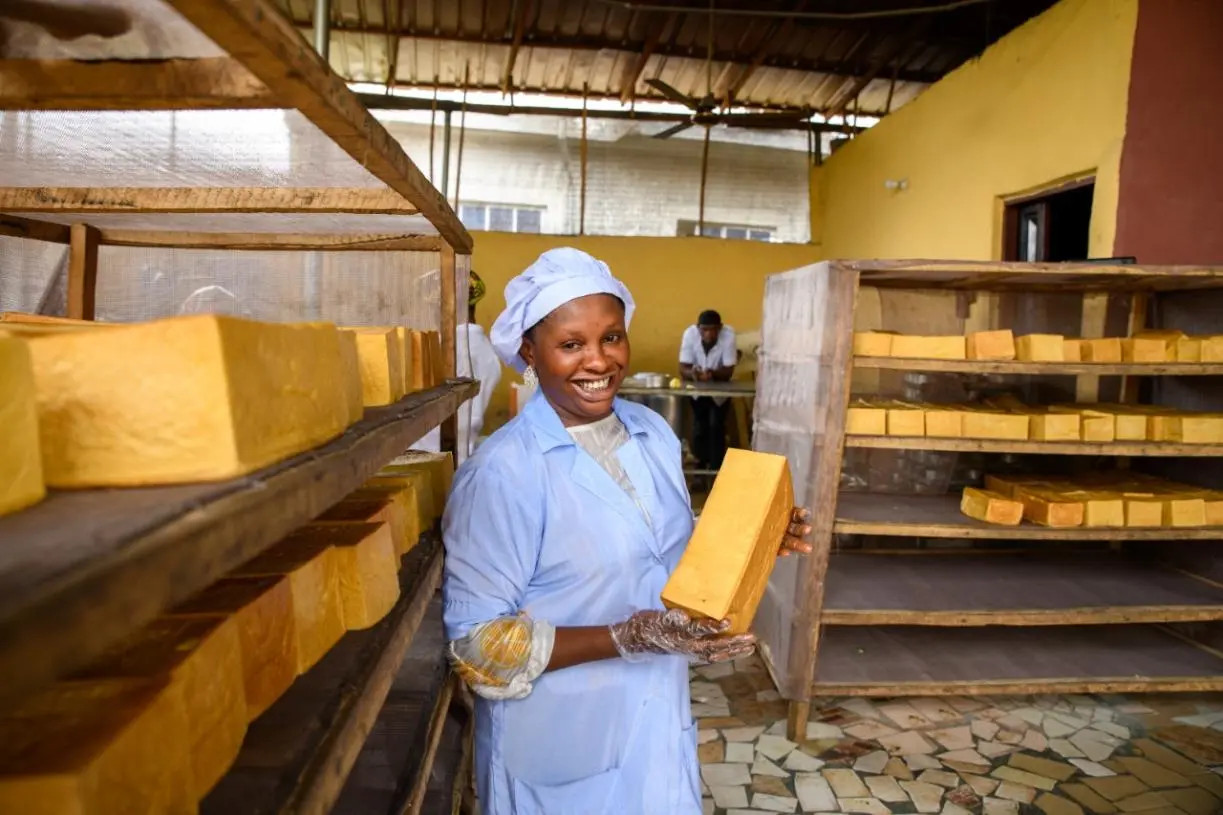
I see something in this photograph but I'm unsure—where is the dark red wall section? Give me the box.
[1113,0,1223,264]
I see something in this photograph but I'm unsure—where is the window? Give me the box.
[677,220,775,242]
[459,203,544,233]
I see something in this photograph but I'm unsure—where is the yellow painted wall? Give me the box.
[817,0,1138,260]
[470,232,822,430]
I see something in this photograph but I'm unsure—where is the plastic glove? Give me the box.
[608,608,756,664]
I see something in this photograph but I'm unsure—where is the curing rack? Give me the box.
[0,1,473,812]
[749,260,1223,742]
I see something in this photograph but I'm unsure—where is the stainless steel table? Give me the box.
[618,381,757,476]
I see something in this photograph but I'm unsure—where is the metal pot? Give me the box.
[631,372,668,388]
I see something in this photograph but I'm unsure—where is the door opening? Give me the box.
[1003,181,1095,262]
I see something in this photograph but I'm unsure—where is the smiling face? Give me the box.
[520,293,630,427]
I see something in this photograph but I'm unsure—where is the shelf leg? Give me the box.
[786,698,811,743]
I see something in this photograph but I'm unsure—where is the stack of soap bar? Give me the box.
[336,330,365,425]
[1060,490,1125,527]
[351,328,406,407]
[0,678,195,815]
[966,330,1015,361]
[20,315,348,487]
[889,335,966,360]
[1014,486,1084,527]
[74,617,246,798]
[309,521,401,629]
[1083,338,1122,363]
[852,331,895,357]
[382,450,456,510]
[1015,334,1065,362]
[960,487,1022,525]
[661,449,793,633]
[0,335,45,516]
[318,495,413,554]
[232,535,345,674]
[169,575,299,721]
[364,472,436,528]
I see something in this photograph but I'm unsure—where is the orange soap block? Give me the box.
[1061,490,1125,527]
[1015,334,1065,362]
[1122,337,1170,363]
[1029,412,1080,442]
[662,449,793,634]
[846,403,887,435]
[336,329,365,426]
[924,407,963,438]
[889,334,966,360]
[1083,338,1122,363]
[351,327,406,406]
[360,476,432,539]
[382,450,456,512]
[169,575,298,722]
[1015,487,1083,527]
[1201,336,1223,363]
[1177,337,1203,363]
[885,404,925,437]
[1063,339,1084,362]
[74,616,246,799]
[1122,493,1164,527]
[852,331,895,357]
[310,521,402,630]
[960,487,1022,525]
[967,330,1016,361]
[317,496,411,554]
[961,409,1029,440]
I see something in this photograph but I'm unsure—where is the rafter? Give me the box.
[825,19,931,120]
[618,11,675,103]
[0,187,419,213]
[501,0,531,93]
[726,1,807,104]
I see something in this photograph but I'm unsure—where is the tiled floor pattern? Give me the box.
[691,656,1223,815]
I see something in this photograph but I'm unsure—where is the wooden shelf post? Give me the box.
[66,222,100,320]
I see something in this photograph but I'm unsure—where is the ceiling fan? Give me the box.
[645,77,812,140]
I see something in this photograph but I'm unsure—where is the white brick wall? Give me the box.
[383,121,812,242]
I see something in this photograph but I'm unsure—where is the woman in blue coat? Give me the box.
[442,247,810,815]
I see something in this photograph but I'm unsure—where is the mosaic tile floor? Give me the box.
[692,656,1223,815]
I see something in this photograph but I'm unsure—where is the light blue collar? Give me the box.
[523,388,649,453]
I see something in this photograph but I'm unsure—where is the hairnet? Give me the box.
[490,247,635,373]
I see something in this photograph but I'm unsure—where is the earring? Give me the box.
[522,365,538,388]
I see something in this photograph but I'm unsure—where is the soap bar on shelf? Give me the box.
[20,315,348,488]
[1063,339,1084,362]
[336,329,365,426]
[852,331,895,357]
[409,330,430,390]
[889,334,966,360]
[923,406,963,438]
[351,328,406,407]
[1083,338,1122,363]
[1029,412,1081,442]
[1015,334,1065,362]
[960,487,1022,525]
[382,450,456,511]
[426,330,445,384]
[0,677,195,815]
[1122,493,1164,527]
[1122,337,1171,363]
[74,616,246,798]
[966,330,1015,361]
[1134,330,1186,358]
[0,335,45,516]
[846,402,887,436]
[884,403,925,437]
[961,408,1029,440]
[1163,496,1207,527]
[1177,337,1203,363]
[1015,486,1083,527]
[363,472,436,529]
[1061,490,1124,527]
[1201,336,1223,363]
[395,326,415,394]
[662,449,793,634]
[317,496,412,555]
[232,534,345,674]
[310,521,401,629]
[169,575,298,722]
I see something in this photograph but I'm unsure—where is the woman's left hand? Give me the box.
[778,507,812,557]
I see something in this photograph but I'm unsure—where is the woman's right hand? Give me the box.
[608,608,756,664]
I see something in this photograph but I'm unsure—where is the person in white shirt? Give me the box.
[678,309,736,470]
[414,270,503,462]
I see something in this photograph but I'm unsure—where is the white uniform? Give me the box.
[415,323,503,462]
[678,324,736,405]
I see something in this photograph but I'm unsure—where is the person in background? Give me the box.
[678,309,736,471]
[414,269,502,462]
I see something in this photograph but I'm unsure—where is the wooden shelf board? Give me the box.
[847,259,1223,292]
[853,355,1223,375]
[845,434,1223,457]
[822,553,1223,626]
[202,537,443,815]
[835,492,1223,540]
[0,380,477,705]
[811,624,1223,697]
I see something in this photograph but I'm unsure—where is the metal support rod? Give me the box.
[454,68,469,211]
[440,109,453,203]
[313,0,331,61]
[579,84,588,236]
[429,83,438,181]
[698,126,710,234]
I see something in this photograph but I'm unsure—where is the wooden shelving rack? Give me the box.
[0,2,474,812]
[750,260,1223,741]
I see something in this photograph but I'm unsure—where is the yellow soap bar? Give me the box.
[885,404,925,437]
[337,329,365,425]
[966,330,1016,361]
[427,330,446,384]
[364,472,436,529]
[0,677,195,815]
[1165,497,1207,527]
[846,404,887,436]
[1177,337,1203,363]
[1122,493,1164,527]
[662,449,793,634]
[394,327,414,394]
[74,617,246,799]
[383,450,456,511]
[1030,413,1081,442]
[232,534,346,675]
[853,331,894,357]
[924,407,963,438]
[1063,339,1084,362]
[1135,330,1186,357]
[170,575,298,722]
[320,494,415,555]
[0,335,45,516]
[1016,487,1083,527]
[889,335,966,360]
[960,487,1022,525]
[352,328,406,407]
[310,521,402,630]
[21,315,348,487]
[1122,338,1170,363]
[409,330,430,391]
[1083,338,1122,363]
[962,409,1029,440]
[1015,334,1065,362]
[1201,336,1223,363]
[1061,490,1124,527]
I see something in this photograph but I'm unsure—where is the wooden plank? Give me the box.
[201,540,443,815]
[852,356,1223,375]
[822,553,1223,626]
[811,624,1223,697]
[0,57,273,110]
[401,675,456,815]
[166,0,472,252]
[843,259,1223,292]
[439,247,459,457]
[844,435,1223,457]
[0,187,418,214]
[0,213,70,243]
[0,381,477,705]
[66,222,99,320]
[1076,291,1110,402]
[835,492,1223,541]
[98,230,443,251]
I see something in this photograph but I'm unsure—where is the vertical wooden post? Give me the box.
[67,223,100,320]
[439,244,459,456]
[1076,292,1110,403]
[579,84,588,236]
[698,126,710,234]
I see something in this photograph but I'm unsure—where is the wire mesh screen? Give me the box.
[94,247,443,329]
[0,0,220,60]
[0,235,69,314]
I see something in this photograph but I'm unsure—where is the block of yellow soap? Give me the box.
[0,678,195,815]
[662,449,793,634]
[351,328,406,407]
[0,335,45,516]
[1135,330,1186,357]
[364,472,436,529]
[1015,334,1065,362]
[1063,339,1084,362]
[409,330,429,391]
[1201,336,1223,363]
[74,616,246,798]
[1030,412,1081,442]
[846,404,886,435]
[962,409,1029,440]
[960,487,1022,525]
[1122,493,1164,527]
[21,315,348,487]
[923,407,963,438]
[852,331,894,357]
[170,575,298,722]
[1122,337,1170,363]
[1177,337,1203,363]
[1015,486,1083,527]
[885,404,925,437]
[1083,338,1122,363]
[1061,490,1124,527]
[1164,496,1207,527]
[381,450,455,511]
[320,494,414,554]
[966,330,1015,361]
[232,534,345,674]
[889,335,966,360]
[310,521,401,630]
[427,330,446,384]
[337,329,365,425]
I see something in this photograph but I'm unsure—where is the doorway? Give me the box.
[1003,180,1095,262]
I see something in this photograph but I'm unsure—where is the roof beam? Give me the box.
[501,0,530,93]
[727,1,806,104]
[618,11,675,103]
[97,231,442,251]
[0,57,274,110]
[825,19,931,120]
[166,0,471,252]
[0,187,419,213]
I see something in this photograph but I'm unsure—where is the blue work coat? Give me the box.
[442,392,702,815]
